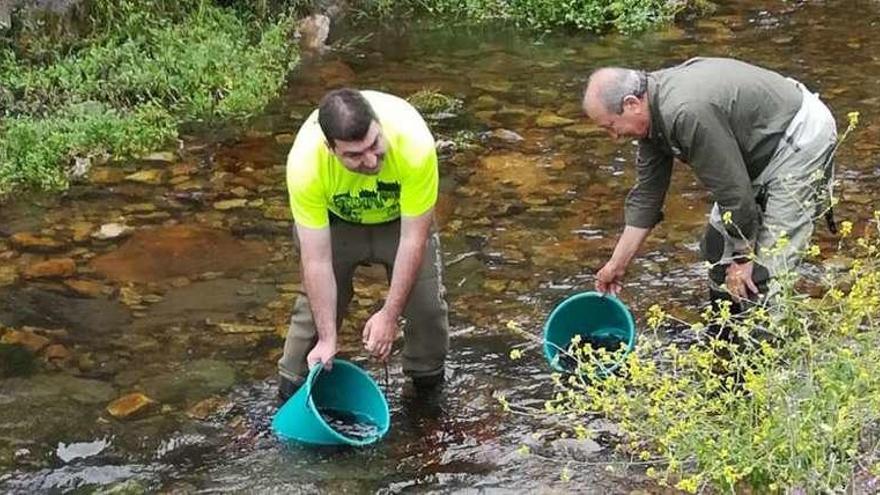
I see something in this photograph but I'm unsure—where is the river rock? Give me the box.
[125,170,165,185]
[535,113,576,128]
[141,359,236,404]
[0,265,18,286]
[64,279,108,298]
[10,232,67,252]
[89,167,126,185]
[317,60,356,86]
[0,343,37,377]
[563,123,605,138]
[123,203,157,213]
[186,397,232,420]
[1,329,50,353]
[484,128,524,144]
[90,225,272,283]
[44,344,72,361]
[0,286,131,343]
[70,222,94,242]
[107,393,156,419]
[550,437,603,461]
[297,13,330,53]
[141,151,176,163]
[213,199,248,210]
[23,258,76,279]
[263,205,292,221]
[93,223,134,241]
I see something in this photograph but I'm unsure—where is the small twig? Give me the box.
[445,250,481,267]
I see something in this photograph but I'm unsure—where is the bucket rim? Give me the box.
[303,359,390,446]
[542,291,637,373]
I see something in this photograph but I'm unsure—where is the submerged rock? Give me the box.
[10,232,67,252]
[107,393,156,419]
[0,287,131,343]
[1,328,50,353]
[23,258,76,279]
[93,223,134,241]
[140,359,236,404]
[90,225,272,283]
[0,343,37,378]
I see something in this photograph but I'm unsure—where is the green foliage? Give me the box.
[0,0,299,194]
[353,0,714,34]
[506,214,880,492]
[406,89,463,115]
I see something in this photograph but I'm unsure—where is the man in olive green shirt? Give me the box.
[582,57,837,310]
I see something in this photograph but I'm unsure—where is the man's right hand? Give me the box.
[595,260,625,296]
[307,339,337,371]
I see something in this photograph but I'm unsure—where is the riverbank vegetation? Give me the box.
[0,0,299,194]
[355,0,714,34]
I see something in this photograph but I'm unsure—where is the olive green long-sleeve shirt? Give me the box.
[624,57,803,243]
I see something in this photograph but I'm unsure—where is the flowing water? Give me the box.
[1,0,880,492]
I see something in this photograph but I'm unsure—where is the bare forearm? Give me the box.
[384,213,433,317]
[302,260,337,342]
[384,236,425,318]
[610,225,652,268]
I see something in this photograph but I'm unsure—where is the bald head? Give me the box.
[582,67,651,140]
[583,67,646,117]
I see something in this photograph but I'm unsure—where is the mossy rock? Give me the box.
[0,343,37,378]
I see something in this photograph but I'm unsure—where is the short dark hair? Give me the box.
[318,88,377,148]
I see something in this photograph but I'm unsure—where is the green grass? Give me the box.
[0,0,299,194]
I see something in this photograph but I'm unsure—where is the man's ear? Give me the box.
[622,94,642,113]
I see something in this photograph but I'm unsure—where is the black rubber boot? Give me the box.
[278,375,304,403]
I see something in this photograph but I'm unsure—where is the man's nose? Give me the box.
[362,153,378,169]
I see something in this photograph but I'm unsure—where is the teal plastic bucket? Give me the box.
[543,291,636,374]
[272,359,390,446]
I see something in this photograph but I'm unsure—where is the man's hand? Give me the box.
[596,260,625,296]
[362,308,399,361]
[307,338,337,371]
[725,261,760,302]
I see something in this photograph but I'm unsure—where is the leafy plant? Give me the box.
[0,1,299,194]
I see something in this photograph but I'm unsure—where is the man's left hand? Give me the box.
[363,308,399,361]
[725,260,760,302]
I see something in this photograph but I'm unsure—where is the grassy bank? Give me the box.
[354,0,714,34]
[0,0,299,194]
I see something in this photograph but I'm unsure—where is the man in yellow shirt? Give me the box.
[278,88,449,401]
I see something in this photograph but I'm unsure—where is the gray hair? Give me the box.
[587,68,647,114]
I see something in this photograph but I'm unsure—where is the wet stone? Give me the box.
[263,205,292,221]
[44,344,72,361]
[90,225,272,283]
[186,397,233,420]
[10,232,67,253]
[213,199,249,210]
[0,287,131,343]
[0,265,18,286]
[141,151,176,162]
[125,170,165,185]
[0,343,37,378]
[93,223,134,241]
[1,329,51,353]
[141,359,236,404]
[70,222,94,242]
[535,113,576,128]
[107,393,156,419]
[171,162,199,176]
[64,279,109,298]
[123,203,157,213]
[23,258,76,279]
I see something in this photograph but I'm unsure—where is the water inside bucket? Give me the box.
[318,408,380,442]
[553,327,628,372]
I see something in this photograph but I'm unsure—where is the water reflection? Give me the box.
[2,0,880,491]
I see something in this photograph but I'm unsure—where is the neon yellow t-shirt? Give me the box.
[286,91,438,229]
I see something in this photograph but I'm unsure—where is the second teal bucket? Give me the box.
[272,359,390,446]
[543,291,637,374]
